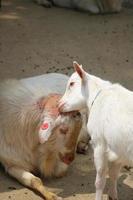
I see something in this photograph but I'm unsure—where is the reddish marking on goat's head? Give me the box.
[40,122,49,130]
[59,152,75,165]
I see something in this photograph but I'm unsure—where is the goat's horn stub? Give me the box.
[37,93,62,117]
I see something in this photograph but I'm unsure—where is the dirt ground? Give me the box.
[0,0,133,200]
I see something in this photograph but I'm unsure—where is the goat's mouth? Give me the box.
[59,110,80,117]
[59,102,78,113]
[59,152,75,165]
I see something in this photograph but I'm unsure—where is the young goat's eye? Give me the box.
[69,82,75,87]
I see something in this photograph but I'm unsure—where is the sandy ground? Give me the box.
[0,0,133,200]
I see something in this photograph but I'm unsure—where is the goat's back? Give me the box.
[0,79,43,170]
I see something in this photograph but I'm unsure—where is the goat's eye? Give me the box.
[69,82,75,87]
[59,127,68,135]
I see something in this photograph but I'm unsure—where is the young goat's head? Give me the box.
[59,61,88,113]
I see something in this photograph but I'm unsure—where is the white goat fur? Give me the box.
[0,73,85,200]
[59,62,133,200]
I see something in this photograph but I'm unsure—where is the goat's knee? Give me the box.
[95,169,107,189]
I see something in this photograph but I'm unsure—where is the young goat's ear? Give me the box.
[73,61,86,81]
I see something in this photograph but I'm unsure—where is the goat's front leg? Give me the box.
[94,145,108,200]
[108,162,121,200]
[7,166,62,200]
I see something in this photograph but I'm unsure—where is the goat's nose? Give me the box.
[59,152,75,165]
[67,154,75,163]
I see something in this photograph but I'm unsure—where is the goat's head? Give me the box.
[59,61,88,113]
[37,94,82,177]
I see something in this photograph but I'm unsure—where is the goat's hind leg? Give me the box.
[108,162,121,200]
[7,166,62,200]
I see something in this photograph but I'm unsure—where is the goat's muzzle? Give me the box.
[58,102,66,112]
[59,152,75,165]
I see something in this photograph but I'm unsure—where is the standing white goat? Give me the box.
[0,73,83,200]
[59,62,133,200]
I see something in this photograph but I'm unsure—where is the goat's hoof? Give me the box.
[77,141,89,154]
[46,192,63,200]
[108,196,118,200]
[36,0,52,7]
[42,1,52,8]
[43,2,52,8]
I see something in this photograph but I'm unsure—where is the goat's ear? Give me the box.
[73,61,86,80]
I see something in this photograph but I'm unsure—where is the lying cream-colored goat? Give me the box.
[0,73,85,200]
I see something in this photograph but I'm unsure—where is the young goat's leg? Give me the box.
[7,166,62,200]
[108,162,121,200]
[94,145,108,200]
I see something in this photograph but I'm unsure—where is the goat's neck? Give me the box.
[86,75,112,110]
